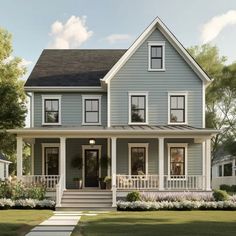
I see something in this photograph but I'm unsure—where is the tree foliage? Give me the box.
[0,27,28,173]
[188,44,236,159]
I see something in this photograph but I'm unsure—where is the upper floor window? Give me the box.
[42,95,61,125]
[168,143,188,177]
[168,92,187,125]
[224,163,232,176]
[129,92,148,124]
[82,95,101,125]
[148,42,165,71]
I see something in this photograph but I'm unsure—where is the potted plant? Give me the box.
[104,176,112,189]
[73,177,82,189]
[99,177,106,189]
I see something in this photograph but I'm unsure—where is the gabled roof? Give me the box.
[25,49,126,88]
[101,17,211,84]
[0,153,11,164]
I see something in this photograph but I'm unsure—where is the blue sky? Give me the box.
[1,0,236,78]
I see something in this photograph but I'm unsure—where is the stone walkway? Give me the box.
[26,211,105,236]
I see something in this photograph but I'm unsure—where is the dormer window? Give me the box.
[148,42,165,71]
[42,95,61,125]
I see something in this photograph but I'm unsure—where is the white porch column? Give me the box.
[107,138,111,177]
[111,137,117,207]
[5,163,9,179]
[158,137,164,190]
[60,137,66,190]
[205,138,211,191]
[16,136,23,178]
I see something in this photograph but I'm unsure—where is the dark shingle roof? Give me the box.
[25,49,126,87]
[0,153,7,161]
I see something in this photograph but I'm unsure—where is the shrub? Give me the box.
[231,185,236,192]
[26,184,46,200]
[220,184,232,192]
[213,190,229,201]
[0,199,14,209]
[126,191,141,202]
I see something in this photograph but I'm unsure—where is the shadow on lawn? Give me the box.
[0,222,32,236]
[75,216,236,236]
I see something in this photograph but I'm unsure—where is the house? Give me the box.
[212,153,236,189]
[0,153,11,180]
[8,17,218,210]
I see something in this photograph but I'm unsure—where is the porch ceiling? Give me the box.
[8,125,219,138]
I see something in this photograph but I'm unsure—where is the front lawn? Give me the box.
[0,210,52,236]
[74,211,236,236]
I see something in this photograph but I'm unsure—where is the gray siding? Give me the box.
[110,28,203,127]
[34,92,107,127]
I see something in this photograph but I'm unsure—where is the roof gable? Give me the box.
[101,17,211,84]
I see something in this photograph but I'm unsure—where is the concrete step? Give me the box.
[61,199,112,203]
[62,195,112,199]
[56,207,116,211]
[60,203,112,208]
[63,190,111,194]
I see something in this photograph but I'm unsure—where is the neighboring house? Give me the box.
[212,154,236,189]
[9,17,218,210]
[0,153,11,180]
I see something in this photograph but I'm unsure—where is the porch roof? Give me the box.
[8,125,219,138]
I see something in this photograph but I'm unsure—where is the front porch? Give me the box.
[11,126,215,207]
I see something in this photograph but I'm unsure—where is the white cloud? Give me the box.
[48,15,93,49]
[19,58,32,67]
[105,34,132,44]
[201,10,236,43]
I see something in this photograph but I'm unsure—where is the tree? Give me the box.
[188,44,236,160]
[0,28,27,174]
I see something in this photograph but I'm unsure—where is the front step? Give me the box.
[57,190,114,211]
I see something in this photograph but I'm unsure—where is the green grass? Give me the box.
[73,211,236,236]
[0,210,53,236]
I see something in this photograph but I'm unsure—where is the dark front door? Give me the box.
[85,149,99,187]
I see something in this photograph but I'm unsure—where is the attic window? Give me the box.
[148,42,165,71]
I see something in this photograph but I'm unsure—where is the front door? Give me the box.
[84,149,99,187]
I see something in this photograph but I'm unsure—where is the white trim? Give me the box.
[41,143,60,175]
[107,138,111,177]
[31,92,34,128]
[202,83,206,128]
[82,145,101,188]
[107,82,111,127]
[202,141,206,189]
[128,92,149,125]
[128,143,149,175]
[0,159,11,164]
[168,92,188,125]
[25,86,105,92]
[101,17,211,84]
[167,143,188,178]
[42,95,62,126]
[82,95,102,125]
[148,41,165,71]
[31,142,34,175]
[16,136,23,177]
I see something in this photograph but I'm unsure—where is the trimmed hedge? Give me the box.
[117,200,236,211]
[220,184,236,193]
[0,198,55,210]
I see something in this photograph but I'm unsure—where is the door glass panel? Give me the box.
[131,147,146,175]
[85,150,99,187]
[45,147,59,175]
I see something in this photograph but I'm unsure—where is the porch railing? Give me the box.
[116,175,205,190]
[56,175,64,207]
[20,175,60,190]
[164,175,205,190]
[116,175,159,189]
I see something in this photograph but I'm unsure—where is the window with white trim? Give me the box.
[168,93,187,124]
[168,143,187,177]
[42,95,61,125]
[218,165,222,177]
[129,143,149,175]
[82,95,101,125]
[148,42,165,71]
[129,92,148,124]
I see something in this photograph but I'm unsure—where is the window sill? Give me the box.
[148,68,166,72]
[82,123,101,126]
[128,122,149,125]
[42,123,61,126]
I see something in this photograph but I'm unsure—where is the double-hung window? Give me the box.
[42,95,61,125]
[168,93,187,124]
[148,42,165,71]
[82,95,101,125]
[168,143,187,177]
[129,92,148,124]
